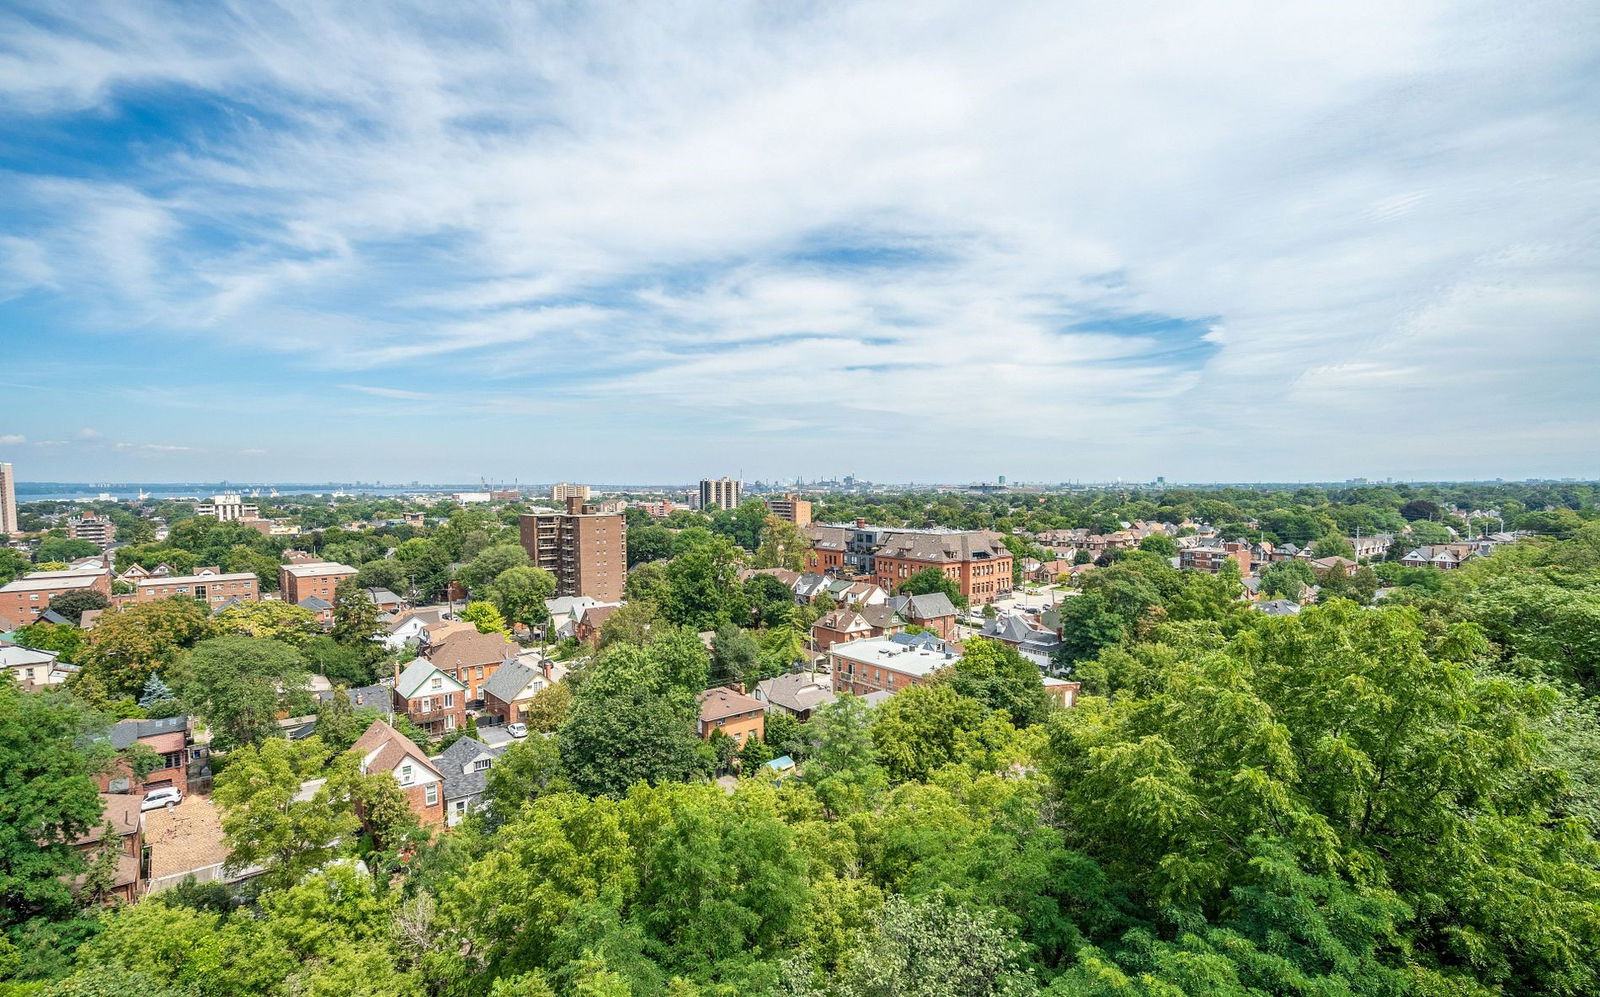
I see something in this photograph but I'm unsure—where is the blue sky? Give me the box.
[1,0,1597,484]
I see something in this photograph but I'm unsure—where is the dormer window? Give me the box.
[473,758,491,771]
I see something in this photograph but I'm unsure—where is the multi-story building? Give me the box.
[519,497,627,602]
[1349,534,1394,560]
[550,482,591,503]
[99,716,207,796]
[1178,539,1253,575]
[75,794,146,902]
[765,493,813,527]
[66,512,117,546]
[279,561,359,606]
[633,499,676,518]
[698,477,742,511]
[352,719,447,828]
[0,461,17,535]
[391,658,467,737]
[803,522,1014,603]
[697,686,766,745]
[828,635,961,697]
[134,570,259,607]
[0,569,112,625]
[194,493,259,521]
[423,627,516,702]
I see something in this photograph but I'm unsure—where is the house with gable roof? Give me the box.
[352,719,447,827]
[390,658,467,737]
[432,736,503,827]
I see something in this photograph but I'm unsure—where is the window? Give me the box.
[444,715,456,730]
[424,784,438,806]
[442,694,454,708]
[430,676,442,690]
[473,758,491,772]
[400,764,414,785]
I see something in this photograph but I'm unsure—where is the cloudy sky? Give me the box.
[1,1,1596,484]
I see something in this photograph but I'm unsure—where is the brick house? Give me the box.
[423,627,516,703]
[697,686,766,746]
[391,659,467,737]
[810,604,901,652]
[99,716,206,796]
[885,592,958,640]
[479,658,555,725]
[1179,540,1253,575]
[351,720,446,828]
[74,794,146,903]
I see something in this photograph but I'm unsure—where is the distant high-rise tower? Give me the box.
[699,477,742,511]
[550,482,591,503]
[0,462,16,535]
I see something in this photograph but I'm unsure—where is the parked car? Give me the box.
[504,722,528,739]
[141,787,183,811]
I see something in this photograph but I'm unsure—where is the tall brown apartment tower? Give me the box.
[520,497,628,602]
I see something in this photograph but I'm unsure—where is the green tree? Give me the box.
[36,537,100,563]
[0,683,106,931]
[1053,591,1125,665]
[213,600,321,647]
[462,600,511,636]
[1137,533,1177,556]
[331,577,384,648]
[1259,558,1315,600]
[805,895,1036,997]
[79,596,214,699]
[183,636,308,750]
[627,523,675,567]
[15,621,88,664]
[708,625,760,689]
[661,537,748,631]
[486,566,556,630]
[461,543,532,593]
[754,514,808,571]
[743,573,797,628]
[806,695,885,814]
[870,684,1017,783]
[484,735,569,828]
[897,568,966,610]
[46,589,109,625]
[213,737,361,890]
[943,637,1052,728]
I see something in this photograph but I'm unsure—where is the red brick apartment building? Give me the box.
[134,570,259,607]
[804,523,1014,604]
[520,497,627,603]
[0,569,111,625]
[1178,540,1253,575]
[279,561,359,606]
[828,635,961,697]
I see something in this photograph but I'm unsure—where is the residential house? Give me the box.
[574,604,620,645]
[351,720,446,827]
[74,794,146,902]
[100,716,206,796]
[753,671,836,720]
[697,686,766,745]
[432,736,503,827]
[391,659,467,737]
[810,604,901,652]
[885,591,959,640]
[365,588,405,614]
[1042,677,1082,708]
[1400,543,1486,569]
[1258,598,1304,615]
[479,658,556,725]
[2,643,77,690]
[298,596,334,625]
[828,635,961,697]
[1310,556,1360,577]
[1350,534,1394,560]
[1178,539,1253,575]
[424,627,515,702]
[381,608,444,652]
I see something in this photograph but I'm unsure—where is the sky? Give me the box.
[0,0,1596,485]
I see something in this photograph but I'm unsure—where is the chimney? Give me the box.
[393,658,401,686]
[856,518,866,528]
[540,658,552,681]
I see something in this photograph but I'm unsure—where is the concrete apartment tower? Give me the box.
[0,462,16,535]
[698,477,741,511]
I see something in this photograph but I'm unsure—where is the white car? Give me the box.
[504,722,529,739]
[141,787,183,811]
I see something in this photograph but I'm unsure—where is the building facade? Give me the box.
[0,569,112,625]
[519,497,628,602]
[195,493,260,521]
[828,635,961,697]
[550,482,591,503]
[279,561,359,606]
[698,477,742,511]
[0,461,16,535]
[134,570,259,607]
[765,493,813,526]
[66,512,117,546]
[697,686,766,745]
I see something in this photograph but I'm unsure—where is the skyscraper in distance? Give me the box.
[699,477,741,511]
[0,462,16,535]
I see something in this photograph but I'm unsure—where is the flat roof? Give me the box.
[827,636,961,677]
[0,572,105,594]
[138,572,258,587]
[280,561,359,577]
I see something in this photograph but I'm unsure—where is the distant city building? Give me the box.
[0,461,16,535]
[195,493,259,521]
[633,499,676,518]
[66,512,117,546]
[698,477,742,511]
[765,493,812,527]
[519,496,628,602]
[550,483,592,503]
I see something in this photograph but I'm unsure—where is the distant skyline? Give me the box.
[2,2,1596,483]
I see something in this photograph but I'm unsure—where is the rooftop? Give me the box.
[828,635,961,677]
[698,685,766,723]
[280,561,359,578]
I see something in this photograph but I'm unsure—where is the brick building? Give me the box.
[480,658,556,726]
[697,686,766,745]
[871,530,1013,604]
[66,512,117,546]
[828,635,961,697]
[74,794,146,903]
[134,570,259,607]
[519,497,627,602]
[279,561,359,606]
[391,658,467,737]
[99,716,207,796]
[810,604,902,652]
[1178,540,1253,575]
[423,627,516,702]
[765,493,813,527]
[0,569,112,626]
[351,720,447,828]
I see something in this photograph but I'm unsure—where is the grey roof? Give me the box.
[889,630,950,653]
[754,672,837,714]
[876,529,1007,564]
[1257,599,1303,616]
[887,591,957,621]
[365,587,403,604]
[793,574,831,599]
[480,659,543,705]
[433,736,502,804]
[979,615,1037,643]
[298,596,333,611]
[40,609,72,626]
[107,715,188,750]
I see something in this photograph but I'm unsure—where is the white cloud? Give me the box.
[0,434,25,445]
[0,0,1596,478]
